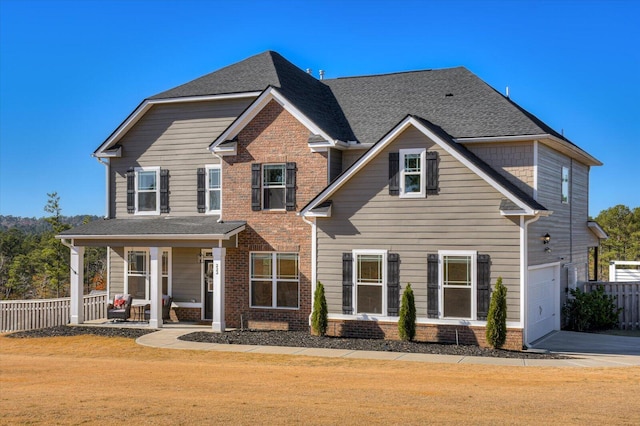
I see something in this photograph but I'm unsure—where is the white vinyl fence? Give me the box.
[609,261,640,282]
[0,292,107,333]
[584,282,640,330]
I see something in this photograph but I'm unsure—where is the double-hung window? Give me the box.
[354,250,386,314]
[400,149,426,198]
[262,164,286,210]
[561,166,570,204]
[206,165,221,214]
[250,252,299,309]
[135,167,160,214]
[439,251,476,319]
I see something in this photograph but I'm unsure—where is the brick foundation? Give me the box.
[326,319,524,350]
[173,308,201,322]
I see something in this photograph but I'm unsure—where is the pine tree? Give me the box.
[311,281,328,336]
[398,283,416,341]
[486,277,507,349]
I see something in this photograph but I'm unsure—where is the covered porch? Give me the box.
[57,217,246,332]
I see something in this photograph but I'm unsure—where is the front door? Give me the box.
[204,259,214,320]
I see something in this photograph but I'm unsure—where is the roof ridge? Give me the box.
[324,66,467,81]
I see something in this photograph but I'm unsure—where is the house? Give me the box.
[58,51,606,349]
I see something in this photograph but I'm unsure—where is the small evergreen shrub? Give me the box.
[486,277,507,349]
[311,281,328,336]
[563,286,621,332]
[398,283,416,341]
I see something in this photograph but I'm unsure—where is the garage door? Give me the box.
[527,264,560,343]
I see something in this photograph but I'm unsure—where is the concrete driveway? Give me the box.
[532,330,640,356]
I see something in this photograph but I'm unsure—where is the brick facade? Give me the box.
[221,100,328,331]
[326,319,524,350]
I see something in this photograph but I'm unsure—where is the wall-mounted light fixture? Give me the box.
[543,233,552,253]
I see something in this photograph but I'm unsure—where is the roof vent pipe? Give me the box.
[306,68,312,75]
[319,70,325,80]
[506,86,510,98]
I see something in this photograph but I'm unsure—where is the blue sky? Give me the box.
[1,0,638,218]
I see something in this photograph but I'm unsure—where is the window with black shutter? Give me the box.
[251,163,261,211]
[285,162,296,211]
[197,168,206,213]
[476,254,491,320]
[426,151,439,195]
[427,254,439,318]
[342,253,353,314]
[387,253,400,316]
[388,152,399,195]
[126,167,135,214]
[160,169,169,213]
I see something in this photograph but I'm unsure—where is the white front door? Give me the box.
[527,264,560,343]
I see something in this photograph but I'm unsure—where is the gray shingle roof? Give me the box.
[59,217,246,238]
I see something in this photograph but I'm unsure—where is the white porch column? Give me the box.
[149,247,163,328]
[69,245,85,325]
[212,247,226,333]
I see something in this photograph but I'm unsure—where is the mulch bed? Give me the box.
[5,326,568,359]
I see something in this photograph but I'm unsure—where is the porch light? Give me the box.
[543,233,551,244]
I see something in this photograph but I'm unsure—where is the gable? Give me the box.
[301,116,548,217]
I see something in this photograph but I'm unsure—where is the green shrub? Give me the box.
[311,281,328,336]
[398,283,416,341]
[485,277,507,349]
[563,286,621,332]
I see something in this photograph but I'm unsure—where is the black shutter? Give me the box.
[476,254,491,320]
[387,253,400,316]
[197,168,206,213]
[251,163,261,211]
[389,152,399,195]
[427,254,439,318]
[160,169,169,213]
[342,253,353,314]
[286,162,296,211]
[126,167,135,214]
[426,151,439,195]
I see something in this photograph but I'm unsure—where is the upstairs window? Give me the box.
[263,164,286,210]
[400,149,426,197]
[252,162,296,211]
[127,167,162,215]
[207,165,221,213]
[561,166,570,204]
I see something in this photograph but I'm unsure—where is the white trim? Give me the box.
[352,249,387,316]
[438,250,477,320]
[533,140,539,200]
[262,163,286,211]
[587,221,608,239]
[399,148,426,198]
[209,87,341,151]
[134,166,160,215]
[561,166,570,204]
[212,142,237,156]
[124,247,171,302]
[205,164,222,215]
[93,92,261,156]
[521,215,541,346]
[301,116,539,216]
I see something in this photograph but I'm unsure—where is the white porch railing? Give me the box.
[584,282,640,330]
[0,292,107,333]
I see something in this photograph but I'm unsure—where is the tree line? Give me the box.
[0,193,106,300]
[0,196,637,300]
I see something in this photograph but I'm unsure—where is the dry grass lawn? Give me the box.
[1,335,639,425]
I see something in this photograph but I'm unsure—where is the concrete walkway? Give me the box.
[135,328,640,367]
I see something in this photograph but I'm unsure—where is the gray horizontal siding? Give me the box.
[172,248,202,304]
[108,247,124,298]
[110,98,253,217]
[317,126,522,321]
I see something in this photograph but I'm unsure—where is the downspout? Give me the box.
[521,214,541,348]
[302,215,317,326]
[94,156,110,219]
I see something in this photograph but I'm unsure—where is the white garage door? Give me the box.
[527,264,560,343]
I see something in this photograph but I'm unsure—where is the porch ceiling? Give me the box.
[56,217,246,243]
